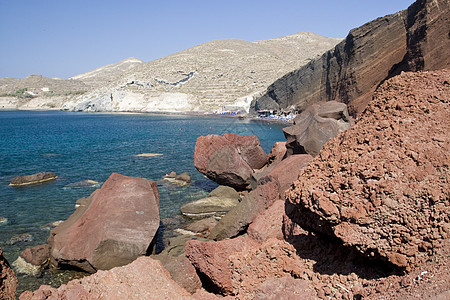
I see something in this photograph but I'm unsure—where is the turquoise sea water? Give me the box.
[0,110,286,289]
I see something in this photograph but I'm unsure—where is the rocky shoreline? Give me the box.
[1,68,448,299]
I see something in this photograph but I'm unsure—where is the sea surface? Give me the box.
[0,110,287,292]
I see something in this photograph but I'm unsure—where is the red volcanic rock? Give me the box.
[48,173,160,272]
[259,154,313,193]
[283,101,351,156]
[286,70,450,269]
[185,236,259,294]
[254,276,317,300]
[267,141,287,164]
[247,200,285,243]
[19,244,50,267]
[20,257,193,299]
[229,238,305,298]
[0,248,17,300]
[194,133,267,190]
[155,253,202,294]
[208,176,280,240]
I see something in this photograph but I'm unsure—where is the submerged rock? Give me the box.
[9,172,57,186]
[64,179,100,188]
[49,173,160,273]
[163,171,191,186]
[8,233,33,245]
[0,217,7,225]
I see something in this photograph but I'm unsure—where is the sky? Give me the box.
[0,0,415,79]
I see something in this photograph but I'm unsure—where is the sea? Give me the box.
[0,110,287,293]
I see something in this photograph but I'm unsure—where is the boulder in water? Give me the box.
[48,173,160,273]
[9,172,57,186]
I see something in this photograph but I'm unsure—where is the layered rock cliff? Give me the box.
[251,0,450,116]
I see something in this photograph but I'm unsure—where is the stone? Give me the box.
[13,244,50,276]
[285,70,450,269]
[194,133,267,190]
[64,179,100,188]
[8,233,33,245]
[0,248,17,300]
[185,236,260,295]
[180,185,240,219]
[163,171,191,186]
[48,172,160,273]
[254,276,317,300]
[0,217,7,225]
[247,200,285,243]
[9,172,57,186]
[266,141,287,165]
[180,197,239,219]
[154,253,202,294]
[251,0,450,116]
[208,176,280,240]
[19,256,194,299]
[160,235,208,257]
[184,217,219,235]
[283,101,351,156]
[252,154,313,192]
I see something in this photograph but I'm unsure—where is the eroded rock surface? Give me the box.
[0,248,17,300]
[19,257,193,299]
[286,70,450,269]
[9,172,57,186]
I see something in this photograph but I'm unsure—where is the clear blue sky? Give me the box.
[0,0,415,79]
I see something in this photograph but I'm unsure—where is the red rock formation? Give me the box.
[19,257,193,299]
[194,133,267,190]
[49,173,160,272]
[286,69,450,269]
[252,0,450,117]
[0,248,17,300]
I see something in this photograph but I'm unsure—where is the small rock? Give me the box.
[8,233,33,245]
[0,217,7,225]
[9,172,57,186]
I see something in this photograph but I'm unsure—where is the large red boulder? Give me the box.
[194,133,267,190]
[0,248,17,300]
[186,237,305,298]
[19,257,193,299]
[186,236,260,294]
[48,173,160,272]
[286,70,450,269]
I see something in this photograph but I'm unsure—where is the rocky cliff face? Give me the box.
[251,0,450,117]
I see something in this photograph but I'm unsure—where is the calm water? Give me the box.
[0,110,286,286]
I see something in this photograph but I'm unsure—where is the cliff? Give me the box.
[251,0,450,117]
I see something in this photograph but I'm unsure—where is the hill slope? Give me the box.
[68,32,341,113]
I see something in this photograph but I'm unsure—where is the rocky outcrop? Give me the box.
[185,237,310,298]
[0,248,17,300]
[282,101,351,156]
[251,0,450,116]
[194,133,267,190]
[49,173,160,272]
[19,257,194,299]
[180,186,240,219]
[9,172,57,186]
[286,69,450,269]
[13,244,50,276]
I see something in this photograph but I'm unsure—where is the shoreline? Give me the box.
[0,107,294,125]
